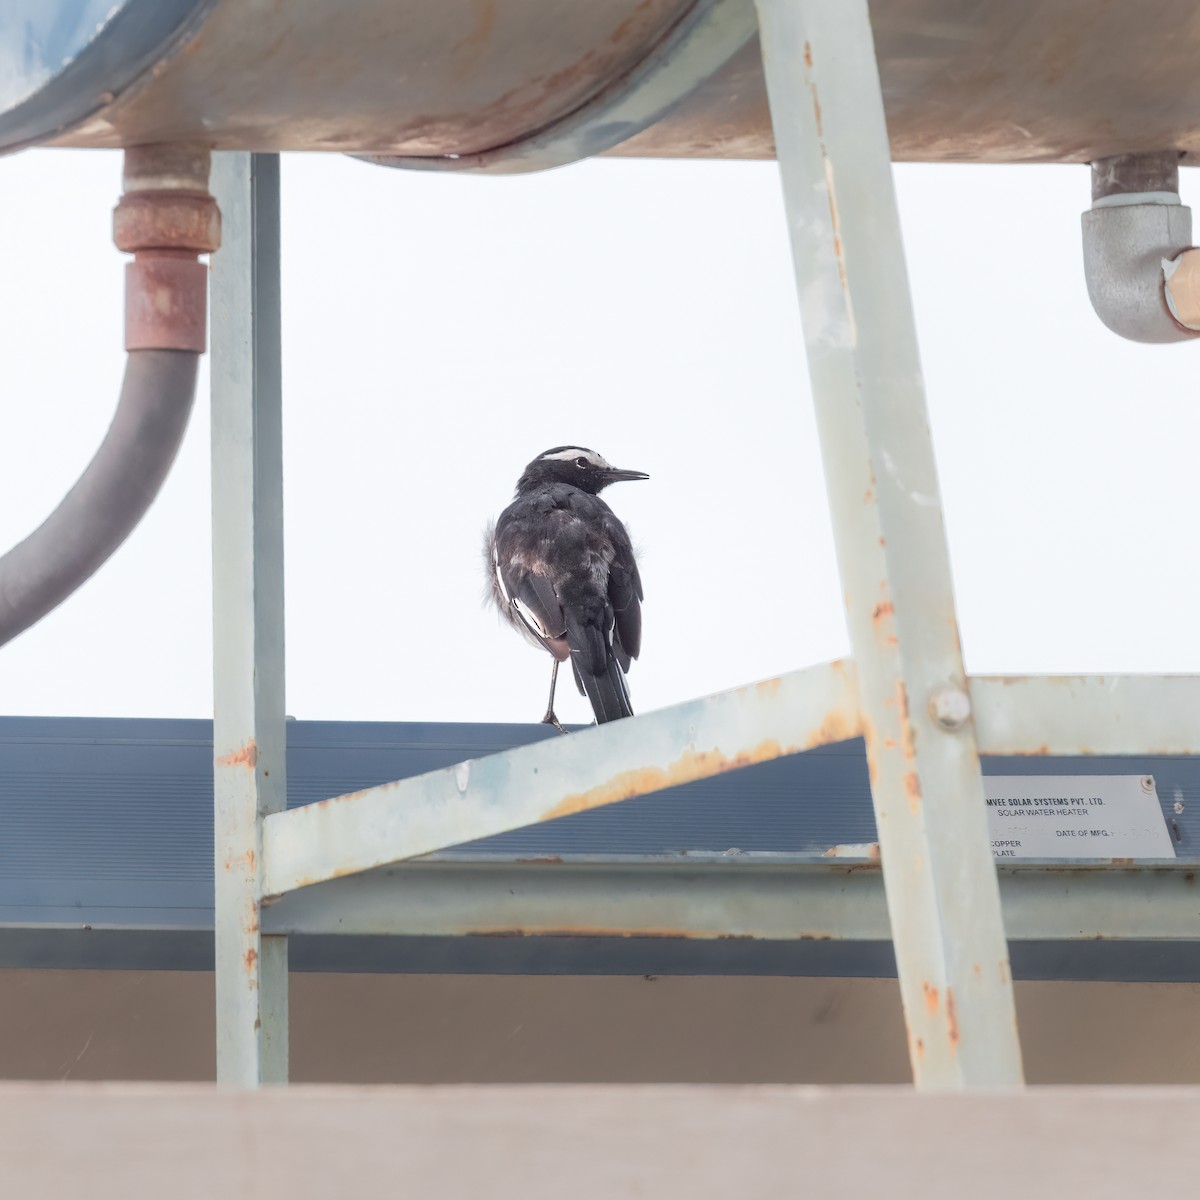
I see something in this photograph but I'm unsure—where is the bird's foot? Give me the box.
[542,710,569,735]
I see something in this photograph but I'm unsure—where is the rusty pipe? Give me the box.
[0,144,218,648]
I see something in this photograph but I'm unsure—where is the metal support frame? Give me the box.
[206,5,1200,1090]
[753,0,1022,1085]
[211,152,287,1086]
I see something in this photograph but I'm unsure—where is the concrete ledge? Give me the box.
[1,1083,1195,1196]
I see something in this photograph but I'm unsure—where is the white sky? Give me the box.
[0,147,1197,725]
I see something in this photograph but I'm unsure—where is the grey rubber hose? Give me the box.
[0,348,198,647]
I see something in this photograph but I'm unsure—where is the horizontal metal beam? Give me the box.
[262,665,1198,896]
[261,660,860,897]
[971,674,1200,757]
[264,855,1200,943]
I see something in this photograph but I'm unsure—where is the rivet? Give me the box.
[928,685,971,732]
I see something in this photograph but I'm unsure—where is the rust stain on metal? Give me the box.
[904,771,922,814]
[113,191,220,254]
[923,982,939,1016]
[999,958,1010,985]
[466,926,781,941]
[218,740,258,769]
[434,0,671,160]
[914,1037,925,1060]
[814,708,858,748]
[946,987,960,1052]
[516,855,565,866]
[114,179,217,353]
[896,680,919,770]
[543,738,794,821]
[803,40,813,69]
[244,947,258,973]
[872,600,895,622]
[225,848,255,874]
[288,861,368,891]
[607,0,658,50]
[822,841,880,860]
[457,0,497,65]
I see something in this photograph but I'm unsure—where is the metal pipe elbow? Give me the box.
[1082,151,1200,344]
[0,144,217,649]
[0,351,198,646]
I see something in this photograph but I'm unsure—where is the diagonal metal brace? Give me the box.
[261,659,859,898]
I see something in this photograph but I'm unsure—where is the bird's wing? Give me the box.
[599,508,642,667]
[490,519,570,658]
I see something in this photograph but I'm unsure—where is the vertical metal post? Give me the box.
[210,152,288,1085]
[754,0,1024,1086]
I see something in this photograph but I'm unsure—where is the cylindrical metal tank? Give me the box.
[4,0,1200,166]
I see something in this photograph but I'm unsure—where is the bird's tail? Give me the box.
[575,654,634,724]
[565,608,634,724]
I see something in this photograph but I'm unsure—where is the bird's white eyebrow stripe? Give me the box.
[540,448,609,468]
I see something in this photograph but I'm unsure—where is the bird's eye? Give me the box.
[574,456,588,468]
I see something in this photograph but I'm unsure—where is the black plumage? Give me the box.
[485,446,648,730]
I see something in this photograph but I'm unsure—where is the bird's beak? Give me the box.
[604,466,650,484]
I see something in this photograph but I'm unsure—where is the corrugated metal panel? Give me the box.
[0,716,1197,979]
[1,717,1196,880]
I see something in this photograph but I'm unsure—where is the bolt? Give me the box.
[929,685,971,732]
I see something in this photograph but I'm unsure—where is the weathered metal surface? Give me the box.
[113,145,218,353]
[123,257,209,353]
[1091,151,1180,203]
[210,152,288,1087]
[265,856,890,940]
[17,0,1200,165]
[263,855,1200,943]
[970,675,1200,758]
[359,0,757,174]
[113,192,221,253]
[260,660,860,898]
[756,0,1022,1087]
[43,0,692,157]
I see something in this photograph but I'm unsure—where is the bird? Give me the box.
[485,446,648,731]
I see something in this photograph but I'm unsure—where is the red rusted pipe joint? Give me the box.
[113,144,220,352]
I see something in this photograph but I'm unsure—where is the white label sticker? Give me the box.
[986,775,1175,859]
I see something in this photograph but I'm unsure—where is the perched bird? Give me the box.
[486,446,648,730]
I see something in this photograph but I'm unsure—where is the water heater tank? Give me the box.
[3,1,1200,168]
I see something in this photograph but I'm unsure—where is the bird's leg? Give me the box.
[541,659,568,735]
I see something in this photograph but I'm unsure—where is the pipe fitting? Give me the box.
[1081,151,1199,344]
[0,143,213,649]
[113,144,220,352]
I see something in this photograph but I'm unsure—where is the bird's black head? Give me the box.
[516,446,650,496]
